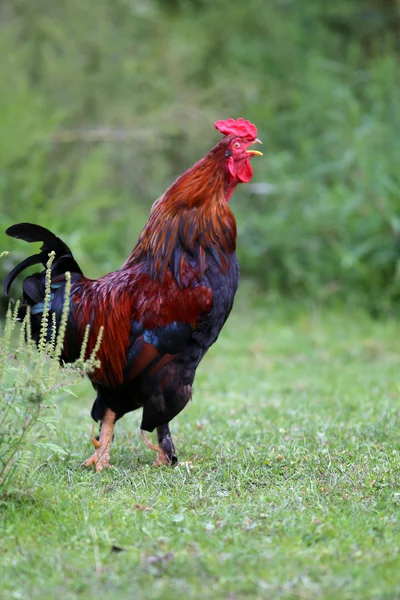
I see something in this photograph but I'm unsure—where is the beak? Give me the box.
[246,138,263,156]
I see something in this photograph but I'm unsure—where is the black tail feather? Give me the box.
[4,222,83,298]
[22,274,45,305]
[6,223,72,255]
[4,252,45,296]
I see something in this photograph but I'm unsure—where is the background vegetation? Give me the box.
[2,2,400,598]
[1,0,400,312]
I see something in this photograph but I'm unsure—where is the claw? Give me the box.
[90,425,101,448]
[141,430,161,452]
[82,452,111,472]
[141,430,169,466]
[153,452,170,467]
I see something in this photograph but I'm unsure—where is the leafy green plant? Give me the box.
[0,252,102,494]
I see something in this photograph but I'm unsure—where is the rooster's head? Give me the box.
[214,117,262,186]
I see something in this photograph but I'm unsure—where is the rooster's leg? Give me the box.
[83,408,116,471]
[157,423,178,465]
[141,423,177,466]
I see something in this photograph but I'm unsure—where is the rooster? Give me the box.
[4,117,262,470]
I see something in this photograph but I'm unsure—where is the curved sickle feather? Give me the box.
[6,222,72,254]
[4,253,45,296]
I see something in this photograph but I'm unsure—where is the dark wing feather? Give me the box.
[124,321,194,382]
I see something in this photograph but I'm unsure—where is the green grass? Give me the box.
[2,296,400,599]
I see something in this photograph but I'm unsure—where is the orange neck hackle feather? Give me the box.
[125,138,237,282]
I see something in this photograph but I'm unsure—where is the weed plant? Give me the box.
[0,252,102,493]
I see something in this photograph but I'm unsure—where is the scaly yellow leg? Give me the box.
[83,408,116,471]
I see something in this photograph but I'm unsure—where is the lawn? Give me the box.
[1,294,400,600]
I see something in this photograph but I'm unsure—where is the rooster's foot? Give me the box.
[83,451,111,472]
[141,429,177,467]
[153,450,171,467]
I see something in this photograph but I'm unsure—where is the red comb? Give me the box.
[214,117,257,141]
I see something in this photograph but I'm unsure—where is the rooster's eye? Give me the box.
[233,142,241,149]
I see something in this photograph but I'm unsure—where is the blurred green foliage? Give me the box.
[0,0,399,312]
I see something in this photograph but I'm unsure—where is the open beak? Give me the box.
[246,138,263,156]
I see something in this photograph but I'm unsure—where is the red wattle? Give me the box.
[237,159,253,183]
